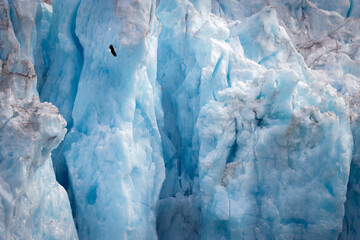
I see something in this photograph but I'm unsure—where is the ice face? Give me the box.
[0,0,77,239]
[197,14,352,235]
[210,1,360,238]
[2,0,360,239]
[37,0,83,188]
[0,90,78,240]
[155,0,354,238]
[38,0,165,239]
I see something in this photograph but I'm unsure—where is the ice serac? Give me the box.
[156,0,353,239]
[0,0,77,239]
[43,0,165,239]
[269,4,360,238]
[0,91,78,240]
[198,8,352,239]
[268,2,360,238]
[155,0,354,239]
[207,0,358,239]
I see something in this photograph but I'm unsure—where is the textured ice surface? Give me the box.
[196,8,353,235]
[155,0,350,239]
[2,0,360,239]
[0,90,77,240]
[38,0,83,188]
[156,0,356,239]
[209,0,360,239]
[39,0,165,239]
[0,0,77,239]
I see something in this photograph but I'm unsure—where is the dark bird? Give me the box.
[109,44,117,57]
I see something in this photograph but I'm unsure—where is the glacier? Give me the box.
[1,0,360,239]
[0,0,77,239]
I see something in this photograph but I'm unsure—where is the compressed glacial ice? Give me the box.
[196,8,353,235]
[2,0,360,239]
[0,90,78,240]
[0,0,77,239]
[155,0,355,239]
[209,1,360,238]
[39,0,165,239]
[37,0,83,188]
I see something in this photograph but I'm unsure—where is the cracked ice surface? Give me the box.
[2,0,360,239]
[0,0,77,239]
[157,0,356,239]
[39,0,165,239]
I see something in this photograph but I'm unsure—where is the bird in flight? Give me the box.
[109,44,117,57]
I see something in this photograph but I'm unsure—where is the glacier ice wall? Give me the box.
[155,1,210,238]
[0,0,77,239]
[0,90,77,240]
[2,0,360,239]
[209,0,360,239]
[39,0,165,239]
[38,0,83,188]
[155,0,355,238]
[197,7,352,238]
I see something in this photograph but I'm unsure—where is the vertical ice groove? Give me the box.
[155,0,210,238]
[39,0,83,125]
[347,0,353,17]
[37,0,84,189]
[34,0,52,90]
